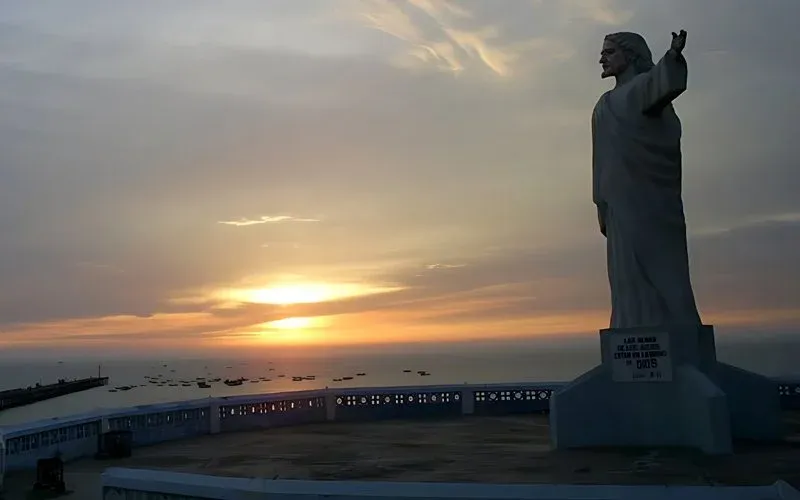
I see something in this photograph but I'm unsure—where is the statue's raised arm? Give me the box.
[634,30,688,115]
[600,31,688,115]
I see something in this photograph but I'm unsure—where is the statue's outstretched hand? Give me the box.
[670,30,687,54]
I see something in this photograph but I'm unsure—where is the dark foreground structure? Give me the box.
[1,381,799,499]
[6,413,800,486]
[0,376,109,412]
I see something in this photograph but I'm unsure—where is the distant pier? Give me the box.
[0,376,109,411]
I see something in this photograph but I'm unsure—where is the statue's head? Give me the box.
[600,32,654,79]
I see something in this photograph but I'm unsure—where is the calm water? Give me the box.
[1,340,797,427]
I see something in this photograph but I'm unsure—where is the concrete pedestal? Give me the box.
[549,325,783,455]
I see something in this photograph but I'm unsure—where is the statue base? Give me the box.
[549,325,783,455]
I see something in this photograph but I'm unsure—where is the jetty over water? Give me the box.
[0,376,109,412]
[1,379,799,499]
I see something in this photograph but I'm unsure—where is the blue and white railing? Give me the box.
[1,379,799,473]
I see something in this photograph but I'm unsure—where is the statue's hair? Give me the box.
[604,32,654,74]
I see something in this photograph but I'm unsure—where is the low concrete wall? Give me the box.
[1,379,798,473]
[101,468,800,500]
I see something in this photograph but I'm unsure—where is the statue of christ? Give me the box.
[592,30,702,328]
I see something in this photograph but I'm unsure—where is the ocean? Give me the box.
[1,338,798,427]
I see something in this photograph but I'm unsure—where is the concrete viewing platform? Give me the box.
[3,413,800,499]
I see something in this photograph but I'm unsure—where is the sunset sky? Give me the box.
[1,0,798,357]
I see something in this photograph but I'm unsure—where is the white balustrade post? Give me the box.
[324,389,337,421]
[209,401,221,435]
[461,387,475,415]
[100,416,111,434]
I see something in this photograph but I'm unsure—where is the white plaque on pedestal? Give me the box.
[609,331,673,382]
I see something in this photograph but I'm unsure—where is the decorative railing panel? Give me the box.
[334,390,462,421]
[778,381,800,410]
[472,387,553,416]
[218,396,326,432]
[3,419,101,469]
[108,408,210,447]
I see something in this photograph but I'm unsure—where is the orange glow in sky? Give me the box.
[215,282,403,306]
[248,316,333,345]
[2,0,799,357]
[265,317,323,330]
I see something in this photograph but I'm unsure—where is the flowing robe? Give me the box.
[592,50,702,329]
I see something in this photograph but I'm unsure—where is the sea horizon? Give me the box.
[2,336,798,427]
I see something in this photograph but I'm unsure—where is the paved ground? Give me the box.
[3,413,800,499]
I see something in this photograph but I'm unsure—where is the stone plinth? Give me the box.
[550,325,783,455]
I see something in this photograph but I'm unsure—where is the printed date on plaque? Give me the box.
[609,331,673,382]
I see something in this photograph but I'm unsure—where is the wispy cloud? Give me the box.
[351,0,531,76]
[408,0,472,20]
[218,215,320,226]
[425,263,466,270]
[560,0,633,25]
[693,212,800,237]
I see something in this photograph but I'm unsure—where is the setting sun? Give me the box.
[254,316,332,344]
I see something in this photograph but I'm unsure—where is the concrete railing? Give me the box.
[99,468,800,500]
[2,378,799,474]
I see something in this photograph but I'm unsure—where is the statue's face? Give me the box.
[599,39,627,78]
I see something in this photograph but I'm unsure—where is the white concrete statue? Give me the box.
[550,32,783,453]
[592,30,702,329]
